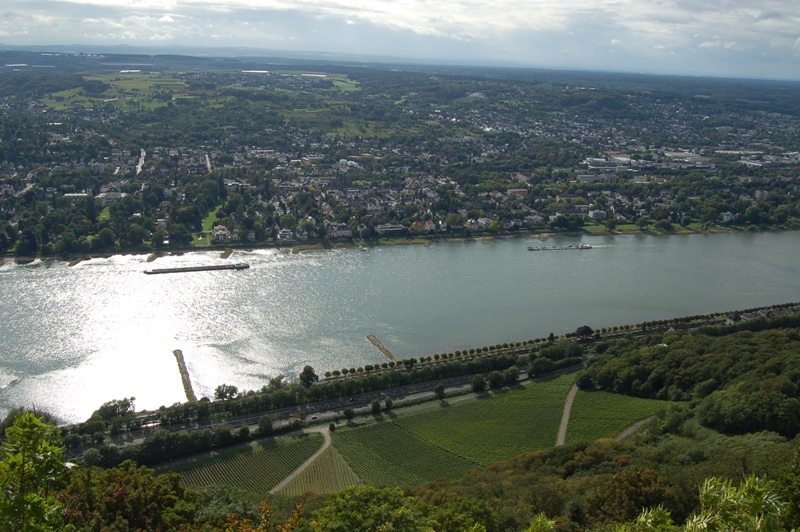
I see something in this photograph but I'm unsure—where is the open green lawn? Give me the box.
[42,73,188,111]
[612,223,641,234]
[582,224,609,234]
[202,204,223,231]
[332,79,361,92]
[278,444,359,497]
[566,390,665,443]
[176,433,323,496]
[394,374,575,466]
[331,421,478,488]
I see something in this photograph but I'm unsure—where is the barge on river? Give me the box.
[144,262,250,275]
[528,243,592,251]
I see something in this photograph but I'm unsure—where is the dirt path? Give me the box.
[270,427,332,494]
[615,417,653,441]
[555,384,578,446]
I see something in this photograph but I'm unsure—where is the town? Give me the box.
[1,53,800,257]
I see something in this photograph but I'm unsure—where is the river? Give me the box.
[1,231,799,423]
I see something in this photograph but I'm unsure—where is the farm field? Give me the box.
[394,373,575,465]
[566,390,665,443]
[331,421,478,488]
[178,433,323,496]
[278,444,360,498]
[41,72,190,111]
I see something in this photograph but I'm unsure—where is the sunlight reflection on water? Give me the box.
[1,232,799,423]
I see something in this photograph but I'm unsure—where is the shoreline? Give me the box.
[1,224,797,267]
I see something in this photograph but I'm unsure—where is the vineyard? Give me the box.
[394,374,575,465]
[179,433,323,496]
[566,390,665,443]
[278,444,360,498]
[331,421,478,487]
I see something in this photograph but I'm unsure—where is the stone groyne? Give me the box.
[367,335,399,362]
[173,349,197,402]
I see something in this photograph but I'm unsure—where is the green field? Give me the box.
[278,444,359,497]
[566,390,665,443]
[41,73,189,112]
[332,79,361,92]
[178,433,323,496]
[394,374,575,465]
[331,421,478,488]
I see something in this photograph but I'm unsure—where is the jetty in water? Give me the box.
[173,349,197,402]
[144,262,250,275]
[367,335,399,362]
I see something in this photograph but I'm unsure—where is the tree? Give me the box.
[14,229,38,257]
[434,383,446,400]
[256,415,273,437]
[58,460,198,531]
[93,397,135,422]
[684,476,784,532]
[308,485,428,532]
[168,223,192,246]
[92,227,117,250]
[488,371,505,389]
[298,365,319,388]
[576,325,594,338]
[343,408,355,421]
[214,384,238,401]
[225,500,304,532]
[503,365,520,385]
[279,213,297,229]
[384,398,393,411]
[471,375,486,393]
[0,413,66,531]
[371,400,381,414]
[126,224,146,247]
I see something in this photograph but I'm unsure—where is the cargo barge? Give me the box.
[144,262,250,274]
[527,243,592,251]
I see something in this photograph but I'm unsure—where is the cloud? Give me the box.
[1,0,800,78]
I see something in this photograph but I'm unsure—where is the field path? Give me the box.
[555,384,579,446]
[615,417,653,441]
[270,427,331,494]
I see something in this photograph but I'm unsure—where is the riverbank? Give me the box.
[2,221,798,268]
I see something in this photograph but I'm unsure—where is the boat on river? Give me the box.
[527,243,592,251]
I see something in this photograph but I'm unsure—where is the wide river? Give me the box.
[1,231,799,423]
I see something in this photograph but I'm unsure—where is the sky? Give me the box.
[2,0,800,79]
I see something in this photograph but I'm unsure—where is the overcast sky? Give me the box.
[2,0,800,79]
